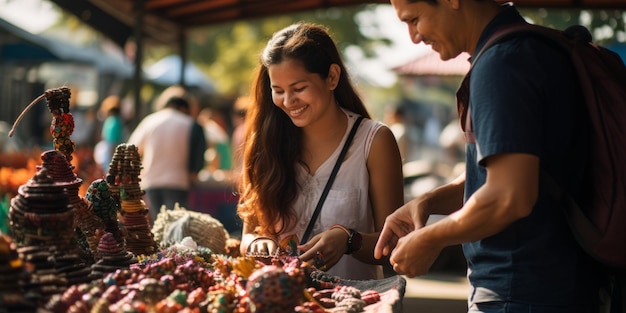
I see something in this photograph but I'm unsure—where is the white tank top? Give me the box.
[278,109,385,280]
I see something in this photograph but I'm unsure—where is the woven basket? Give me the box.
[152,203,229,255]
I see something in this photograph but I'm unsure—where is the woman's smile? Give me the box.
[288,104,309,117]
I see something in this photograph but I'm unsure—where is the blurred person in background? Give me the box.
[128,95,206,223]
[152,85,186,112]
[95,95,125,173]
[384,105,409,163]
[229,96,250,185]
[196,107,232,179]
[68,87,98,148]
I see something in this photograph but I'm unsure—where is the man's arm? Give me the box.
[418,172,466,217]
[374,172,465,260]
[389,153,539,277]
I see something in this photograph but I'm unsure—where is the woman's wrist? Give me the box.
[328,224,362,254]
[329,224,350,236]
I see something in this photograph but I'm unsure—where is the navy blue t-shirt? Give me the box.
[462,4,598,309]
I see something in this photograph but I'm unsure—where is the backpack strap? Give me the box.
[456,74,474,143]
[458,23,626,270]
[457,22,578,141]
[472,23,571,64]
[539,170,602,257]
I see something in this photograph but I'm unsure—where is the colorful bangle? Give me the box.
[329,224,350,236]
[329,224,351,254]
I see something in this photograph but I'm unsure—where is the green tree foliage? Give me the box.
[183,5,626,99]
[33,2,626,103]
[186,4,389,97]
[520,8,626,44]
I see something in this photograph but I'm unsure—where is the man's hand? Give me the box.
[389,229,443,278]
[375,173,465,273]
[374,202,420,260]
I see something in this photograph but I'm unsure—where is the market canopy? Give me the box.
[393,50,471,76]
[0,17,132,78]
[48,0,626,48]
[44,0,626,120]
[145,55,216,93]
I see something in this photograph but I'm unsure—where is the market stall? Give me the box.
[1,87,406,313]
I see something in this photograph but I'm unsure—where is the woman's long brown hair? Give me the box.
[237,22,370,236]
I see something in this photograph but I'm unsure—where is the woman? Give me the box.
[96,95,124,173]
[237,22,404,280]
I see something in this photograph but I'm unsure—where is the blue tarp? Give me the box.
[1,17,216,94]
[0,17,132,78]
[145,55,216,93]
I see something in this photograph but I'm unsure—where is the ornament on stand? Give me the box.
[91,231,137,277]
[8,87,114,265]
[8,86,102,303]
[9,167,75,248]
[85,179,124,251]
[38,150,97,263]
[107,143,157,256]
[7,87,98,262]
[9,165,96,304]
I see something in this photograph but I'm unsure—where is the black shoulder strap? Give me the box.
[300,116,364,245]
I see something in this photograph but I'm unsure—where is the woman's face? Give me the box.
[268,58,337,128]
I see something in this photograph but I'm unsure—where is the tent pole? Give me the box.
[179,29,187,88]
[132,0,146,127]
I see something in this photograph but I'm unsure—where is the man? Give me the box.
[128,95,206,223]
[375,1,607,312]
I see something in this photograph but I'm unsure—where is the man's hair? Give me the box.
[165,96,189,111]
[405,0,438,4]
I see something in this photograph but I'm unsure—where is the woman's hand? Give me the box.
[245,236,280,257]
[297,227,349,271]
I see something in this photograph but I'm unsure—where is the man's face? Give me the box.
[390,0,462,61]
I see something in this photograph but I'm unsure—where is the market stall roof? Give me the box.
[393,49,471,76]
[0,17,132,78]
[43,0,626,121]
[48,0,626,47]
[394,43,626,77]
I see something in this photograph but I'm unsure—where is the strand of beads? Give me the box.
[45,87,75,163]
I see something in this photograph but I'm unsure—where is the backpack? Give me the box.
[456,22,626,271]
